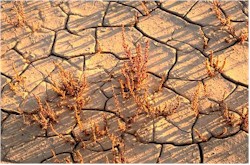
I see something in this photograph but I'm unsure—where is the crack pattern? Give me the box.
[0,0,248,163]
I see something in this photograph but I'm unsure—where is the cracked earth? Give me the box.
[0,0,249,164]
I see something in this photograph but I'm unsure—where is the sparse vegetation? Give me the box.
[219,101,241,127]
[50,63,89,110]
[1,1,248,163]
[211,0,248,44]
[205,51,227,77]
[3,1,26,27]
[119,26,149,99]
[191,82,202,117]
[8,63,27,97]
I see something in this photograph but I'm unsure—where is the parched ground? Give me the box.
[0,0,248,163]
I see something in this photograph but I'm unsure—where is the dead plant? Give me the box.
[3,1,26,27]
[140,1,150,16]
[120,25,149,98]
[118,119,126,132]
[8,63,26,96]
[194,128,207,142]
[51,149,60,163]
[205,51,227,77]
[191,82,202,117]
[75,150,84,163]
[211,0,248,44]
[34,95,58,123]
[90,121,107,143]
[73,105,83,131]
[158,73,166,92]
[50,63,89,110]
[219,101,240,127]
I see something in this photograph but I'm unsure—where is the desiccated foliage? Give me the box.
[90,121,107,143]
[211,0,248,44]
[8,63,27,97]
[3,1,26,27]
[140,1,150,16]
[75,150,84,163]
[219,101,241,127]
[191,82,202,117]
[50,63,89,110]
[117,26,182,120]
[119,25,149,99]
[241,107,248,131]
[108,134,126,163]
[205,51,227,77]
[30,95,58,130]
[194,128,207,142]
[51,149,60,163]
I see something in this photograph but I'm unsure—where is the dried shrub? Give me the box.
[73,105,83,131]
[108,134,126,163]
[205,51,227,77]
[3,1,26,27]
[31,95,58,130]
[191,82,202,117]
[8,63,26,97]
[118,27,181,119]
[90,121,107,143]
[220,101,241,127]
[119,26,149,99]
[211,0,248,44]
[50,63,89,110]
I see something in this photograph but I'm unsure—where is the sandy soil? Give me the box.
[0,0,248,163]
